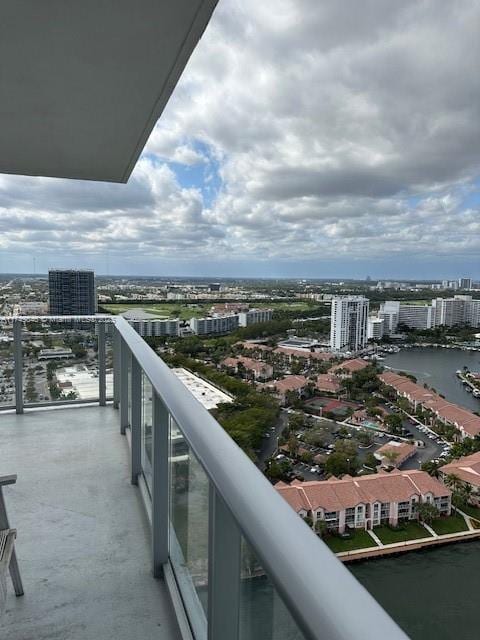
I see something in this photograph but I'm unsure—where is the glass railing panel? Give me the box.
[22,319,100,405]
[0,325,14,408]
[105,325,114,399]
[240,539,307,640]
[141,373,153,492]
[169,416,209,639]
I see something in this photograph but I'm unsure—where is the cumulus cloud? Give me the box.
[0,0,479,275]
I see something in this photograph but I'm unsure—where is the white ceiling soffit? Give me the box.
[0,0,218,183]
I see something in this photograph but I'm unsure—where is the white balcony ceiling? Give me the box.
[0,0,217,183]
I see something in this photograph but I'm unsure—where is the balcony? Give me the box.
[0,316,409,639]
[1,405,180,640]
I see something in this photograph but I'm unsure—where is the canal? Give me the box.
[383,346,480,411]
[351,540,480,639]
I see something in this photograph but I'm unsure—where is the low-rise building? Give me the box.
[374,441,416,469]
[221,356,273,381]
[276,470,451,533]
[330,358,369,377]
[315,374,341,394]
[439,452,480,505]
[38,347,75,361]
[380,371,480,439]
[266,375,308,405]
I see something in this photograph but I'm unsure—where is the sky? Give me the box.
[0,0,479,280]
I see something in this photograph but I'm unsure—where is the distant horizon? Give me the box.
[0,270,477,284]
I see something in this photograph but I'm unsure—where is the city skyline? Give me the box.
[0,0,479,278]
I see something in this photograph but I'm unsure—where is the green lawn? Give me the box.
[456,504,480,522]
[430,514,468,535]
[325,529,378,553]
[374,521,431,544]
[102,303,212,320]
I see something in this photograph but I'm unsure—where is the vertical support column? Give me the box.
[208,486,241,640]
[13,319,23,415]
[131,357,142,485]
[152,391,170,577]
[98,322,106,406]
[113,326,120,409]
[120,338,130,435]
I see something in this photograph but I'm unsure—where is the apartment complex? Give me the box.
[439,452,480,504]
[190,308,272,335]
[330,296,369,352]
[190,314,240,335]
[48,269,96,315]
[380,371,480,439]
[276,471,451,533]
[128,318,180,337]
[367,317,385,340]
[221,356,273,381]
[379,296,480,333]
[238,308,273,326]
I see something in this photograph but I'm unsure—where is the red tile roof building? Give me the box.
[374,441,416,468]
[276,471,451,533]
[221,356,273,381]
[330,358,370,376]
[265,375,308,405]
[315,374,341,394]
[380,371,480,439]
[440,452,480,504]
[273,346,334,362]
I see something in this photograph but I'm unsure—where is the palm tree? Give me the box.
[382,449,400,468]
[416,502,439,525]
[315,519,328,539]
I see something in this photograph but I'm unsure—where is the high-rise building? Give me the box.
[459,277,472,290]
[367,317,385,340]
[330,296,369,352]
[48,269,96,315]
[378,301,400,335]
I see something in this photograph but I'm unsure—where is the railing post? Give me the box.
[113,326,120,409]
[208,486,241,640]
[98,322,106,406]
[13,319,23,415]
[152,391,170,577]
[131,357,142,485]
[120,338,130,434]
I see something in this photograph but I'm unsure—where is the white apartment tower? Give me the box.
[330,296,369,352]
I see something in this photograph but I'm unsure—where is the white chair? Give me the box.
[0,475,24,614]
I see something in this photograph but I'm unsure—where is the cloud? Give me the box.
[0,0,479,275]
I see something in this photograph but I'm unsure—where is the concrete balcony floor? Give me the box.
[0,405,180,640]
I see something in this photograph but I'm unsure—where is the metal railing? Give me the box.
[113,316,409,640]
[0,315,113,412]
[0,314,409,639]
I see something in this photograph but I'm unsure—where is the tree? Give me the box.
[288,412,305,432]
[381,449,400,468]
[415,502,439,525]
[421,460,441,478]
[325,452,358,477]
[315,519,328,539]
[357,431,373,447]
[384,413,403,435]
[288,435,299,457]
[364,453,379,470]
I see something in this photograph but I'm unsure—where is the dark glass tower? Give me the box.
[48,269,96,315]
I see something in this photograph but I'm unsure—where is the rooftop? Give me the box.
[1,405,180,640]
[172,367,232,409]
[276,470,450,514]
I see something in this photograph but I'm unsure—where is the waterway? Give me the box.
[353,346,480,639]
[351,540,480,639]
[383,347,480,412]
